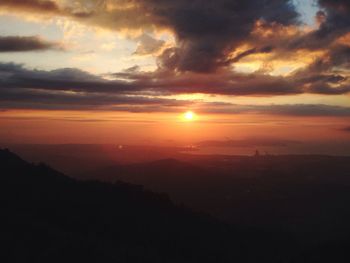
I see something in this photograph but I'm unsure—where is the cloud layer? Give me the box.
[1,63,350,116]
[0,0,350,116]
[0,36,62,52]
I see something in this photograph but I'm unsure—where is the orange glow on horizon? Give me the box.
[1,110,350,148]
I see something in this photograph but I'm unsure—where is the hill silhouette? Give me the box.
[1,148,297,263]
[83,158,207,189]
[85,155,350,245]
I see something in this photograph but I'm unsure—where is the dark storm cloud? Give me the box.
[2,0,349,75]
[0,36,62,52]
[325,45,350,69]
[318,0,350,36]
[143,0,299,72]
[0,0,300,73]
[285,0,350,50]
[292,44,350,94]
[319,0,350,8]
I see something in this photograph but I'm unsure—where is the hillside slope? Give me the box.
[0,149,295,263]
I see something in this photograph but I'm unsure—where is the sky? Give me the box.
[0,0,350,155]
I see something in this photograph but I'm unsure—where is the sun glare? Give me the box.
[184,111,195,121]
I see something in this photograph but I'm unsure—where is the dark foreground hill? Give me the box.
[0,149,298,263]
[86,156,350,245]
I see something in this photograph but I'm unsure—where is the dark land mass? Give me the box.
[86,155,350,244]
[1,148,295,263]
[2,145,350,262]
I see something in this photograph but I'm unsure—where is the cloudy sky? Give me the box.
[0,0,350,154]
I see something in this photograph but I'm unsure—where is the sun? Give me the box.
[183,111,195,121]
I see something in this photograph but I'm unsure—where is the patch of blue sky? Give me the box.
[292,0,320,27]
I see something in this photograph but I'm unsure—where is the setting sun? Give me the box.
[184,111,195,121]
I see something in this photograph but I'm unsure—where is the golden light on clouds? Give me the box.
[0,0,350,153]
